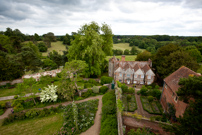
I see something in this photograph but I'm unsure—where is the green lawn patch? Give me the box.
[140,96,162,115]
[106,55,137,61]
[42,41,67,56]
[0,113,63,135]
[113,43,145,52]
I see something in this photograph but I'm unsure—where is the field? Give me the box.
[106,55,136,61]
[113,43,145,52]
[0,113,63,135]
[42,41,67,56]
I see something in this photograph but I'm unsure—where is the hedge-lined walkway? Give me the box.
[134,94,156,118]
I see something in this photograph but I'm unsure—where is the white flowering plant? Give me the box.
[40,84,58,102]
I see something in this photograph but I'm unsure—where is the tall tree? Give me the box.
[130,46,139,55]
[162,76,202,135]
[135,50,151,61]
[68,22,113,76]
[43,32,56,48]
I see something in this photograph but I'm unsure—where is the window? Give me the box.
[127,74,130,77]
[119,73,122,77]
[134,74,137,78]
[119,79,122,82]
[141,75,144,78]
[147,82,151,85]
[140,81,144,84]
[175,96,178,102]
[147,75,151,79]
[134,81,137,84]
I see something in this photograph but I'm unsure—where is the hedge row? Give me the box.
[100,90,118,135]
[3,105,63,125]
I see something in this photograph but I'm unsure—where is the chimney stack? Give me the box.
[122,55,125,61]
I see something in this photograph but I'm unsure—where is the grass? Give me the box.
[106,55,137,61]
[0,87,16,97]
[113,43,145,52]
[42,41,67,56]
[0,113,63,135]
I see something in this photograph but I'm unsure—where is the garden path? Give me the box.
[134,94,156,118]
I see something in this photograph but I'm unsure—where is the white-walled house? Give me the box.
[109,55,155,85]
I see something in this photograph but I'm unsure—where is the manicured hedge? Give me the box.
[99,86,108,94]
[100,76,113,85]
[100,90,118,135]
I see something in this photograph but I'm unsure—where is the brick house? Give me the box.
[160,66,201,117]
[108,55,155,85]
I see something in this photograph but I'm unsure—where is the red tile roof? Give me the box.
[164,66,201,93]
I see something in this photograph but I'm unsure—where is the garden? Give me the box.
[137,85,163,115]
[117,81,137,112]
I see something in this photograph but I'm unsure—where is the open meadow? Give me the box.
[42,41,67,56]
[113,43,145,52]
[106,55,137,61]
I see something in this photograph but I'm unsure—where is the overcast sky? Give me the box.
[0,0,202,36]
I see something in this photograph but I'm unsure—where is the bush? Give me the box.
[82,89,93,98]
[137,91,140,95]
[88,79,97,84]
[101,76,113,85]
[148,96,154,102]
[14,95,18,99]
[127,94,132,101]
[116,81,122,88]
[84,83,94,88]
[99,86,108,94]
[92,86,99,93]
[121,84,128,93]
[128,87,135,94]
[25,109,39,118]
[0,109,4,115]
[140,85,148,96]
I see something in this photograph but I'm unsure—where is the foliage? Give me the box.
[135,50,151,61]
[92,86,100,93]
[128,87,135,94]
[100,91,118,135]
[81,89,93,98]
[99,86,108,94]
[40,84,58,102]
[117,99,124,112]
[72,101,79,130]
[48,50,64,67]
[59,99,98,134]
[121,84,129,93]
[163,76,202,135]
[139,85,148,96]
[128,128,155,135]
[14,95,18,99]
[42,58,57,70]
[124,49,130,55]
[43,32,56,48]
[130,46,140,55]
[147,96,154,102]
[184,46,202,63]
[100,76,113,85]
[68,22,113,76]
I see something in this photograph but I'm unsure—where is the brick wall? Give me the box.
[160,82,187,117]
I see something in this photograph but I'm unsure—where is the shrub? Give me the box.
[155,85,160,89]
[128,87,135,94]
[25,109,39,118]
[82,89,93,98]
[127,94,132,101]
[88,79,97,84]
[137,91,140,95]
[116,81,122,88]
[13,103,24,112]
[14,95,18,99]
[148,96,154,102]
[0,109,4,115]
[84,83,94,88]
[121,84,128,93]
[99,86,108,94]
[92,86,99,93]
[140,85,148,96]
[101,76,113,85]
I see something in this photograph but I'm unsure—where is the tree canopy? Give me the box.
[68,21,113,76]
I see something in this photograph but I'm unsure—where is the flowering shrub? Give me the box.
[40,84,58,102]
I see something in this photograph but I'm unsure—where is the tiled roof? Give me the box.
[142,64,150,74]
[133,63,140,72]
[164,66,201,93]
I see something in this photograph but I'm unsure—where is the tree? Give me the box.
[34,33,40,41]
[130,46,139,55]
[124,49,130,55]
[68,21,113,76]
[58,60,88,100]
[184,46,202,63]
[43,58,57,70]
[37,42,47,52]
[0,34,13,53]
[63,33,71,45]
[40,84,58,102]
[135,50,151,61]
[43,32,56,48]
[162,76,202,135]
[48,50,63,67]
[153,44,199,79]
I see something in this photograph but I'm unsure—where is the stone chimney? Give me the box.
[122,55,125,61]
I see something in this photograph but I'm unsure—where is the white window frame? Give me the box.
[133,81,137,84]
[141,75,144,78]
[147,82,151,85]
[147,75,151,79]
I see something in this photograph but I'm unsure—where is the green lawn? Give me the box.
[106,55,137,61]
[0,87,16,97]
[42,41,67,56]
[113,43,145,52]
[0,113,63,135]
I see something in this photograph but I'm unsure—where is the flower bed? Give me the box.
[122,94,137,112]
[140,96,162,114]
[58,99,99,134]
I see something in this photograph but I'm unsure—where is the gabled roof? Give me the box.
[164,66,201,93]
[142,64,150,74]
[133,64,140,72]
